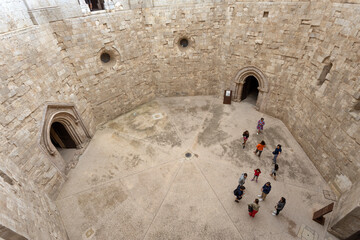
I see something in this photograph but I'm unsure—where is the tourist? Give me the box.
[254,140,266,157]
[238,173,247,186]
[251,168,261,182]
[272,197,286,216]
[256,118,265,134]
[248,199,260,217]
[272,144,282,164]
[258,182,271,201]
[234,185,246,203]
[242,130,249,149]
[270,164,279,181]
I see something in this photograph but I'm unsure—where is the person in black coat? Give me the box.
[272,197,286,215]
[234,185,246,203]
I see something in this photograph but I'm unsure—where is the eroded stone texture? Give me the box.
[0,0,359,239]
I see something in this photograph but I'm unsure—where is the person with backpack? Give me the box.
[238,173,247,186]
[254,141,266,157]
[272,144,282,164]
[248,199,260,217]
[242,130,249,149]
[272,197,286,216]
[258,182,271,201]
[234,185,246,203]
[270,164,279,181]
[251,168,261,183]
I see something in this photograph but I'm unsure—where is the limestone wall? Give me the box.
[50,10,156,125]
[0,152,68,239]
[0,0,33,34]
[0,0,359,239]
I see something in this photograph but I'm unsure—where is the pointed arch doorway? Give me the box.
[233,66,269,111]
[40,103,92,175]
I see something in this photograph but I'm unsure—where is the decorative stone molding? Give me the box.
[98,46,121,70]
[40,103,91,156]
[174,34,195,52]
[233,66,269,111]
[39,103,91,176]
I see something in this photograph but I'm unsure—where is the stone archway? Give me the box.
[233,66,269,111]
[40,103,91,174]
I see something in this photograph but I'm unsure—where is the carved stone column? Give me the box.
[236,83,244,101]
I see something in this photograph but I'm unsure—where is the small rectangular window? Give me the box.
[0,170,14,185]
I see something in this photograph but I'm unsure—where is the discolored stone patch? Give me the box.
[77,183,128,220]
[198,104,229,147]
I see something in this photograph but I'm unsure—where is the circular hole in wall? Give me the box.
[100,52,111,63]
[180,38,189,48]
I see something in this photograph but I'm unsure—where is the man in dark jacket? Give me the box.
[258,182,271,201]
[273,197,286,215]
[272,144,282,164]
[234,185,246,203]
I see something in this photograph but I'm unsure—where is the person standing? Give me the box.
[272,197,286,216]
[251,168,261,182]
[234,185,246,203]
[258,182,271,201]
[254,141,266,157]
[270,164,279,181]
[248,199,260,217]
[256,118,265,135]
[238,173,248,186]
[272,144,282,164]
[242,130,249,149]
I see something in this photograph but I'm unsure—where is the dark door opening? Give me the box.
[90,0,104,11]
[241,76,259,104]
[50,122,76,149]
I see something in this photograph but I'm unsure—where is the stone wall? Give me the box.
[0,0,359,239]
[0,152,68,239]
[0,23,89,239]
[0,0,33,34]
[50,10,156,125]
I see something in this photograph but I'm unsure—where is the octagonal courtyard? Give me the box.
[56,96,338,240]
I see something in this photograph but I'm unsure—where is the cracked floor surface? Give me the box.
[56,96,338,240]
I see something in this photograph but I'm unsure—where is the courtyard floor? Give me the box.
[56,96,338,240]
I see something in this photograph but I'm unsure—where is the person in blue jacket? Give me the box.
[257,182,271,201]
[234,185,246,203]
[272,144,282,164]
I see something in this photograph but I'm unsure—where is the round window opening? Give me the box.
[100,52,111,63]
[180,38,189,48]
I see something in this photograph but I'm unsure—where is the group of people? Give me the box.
[233,117,286,218]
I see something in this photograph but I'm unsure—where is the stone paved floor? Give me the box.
[56,96,339,240]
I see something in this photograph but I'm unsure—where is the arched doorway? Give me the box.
[241,76,259,104]
[40,104,92,175]
[50,122,77,163]
[233,66,269,111]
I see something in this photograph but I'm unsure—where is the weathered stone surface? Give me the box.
[0,0,359,239]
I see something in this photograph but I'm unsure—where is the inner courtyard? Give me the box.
[57,96,336,240]
[1,0,359,239]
